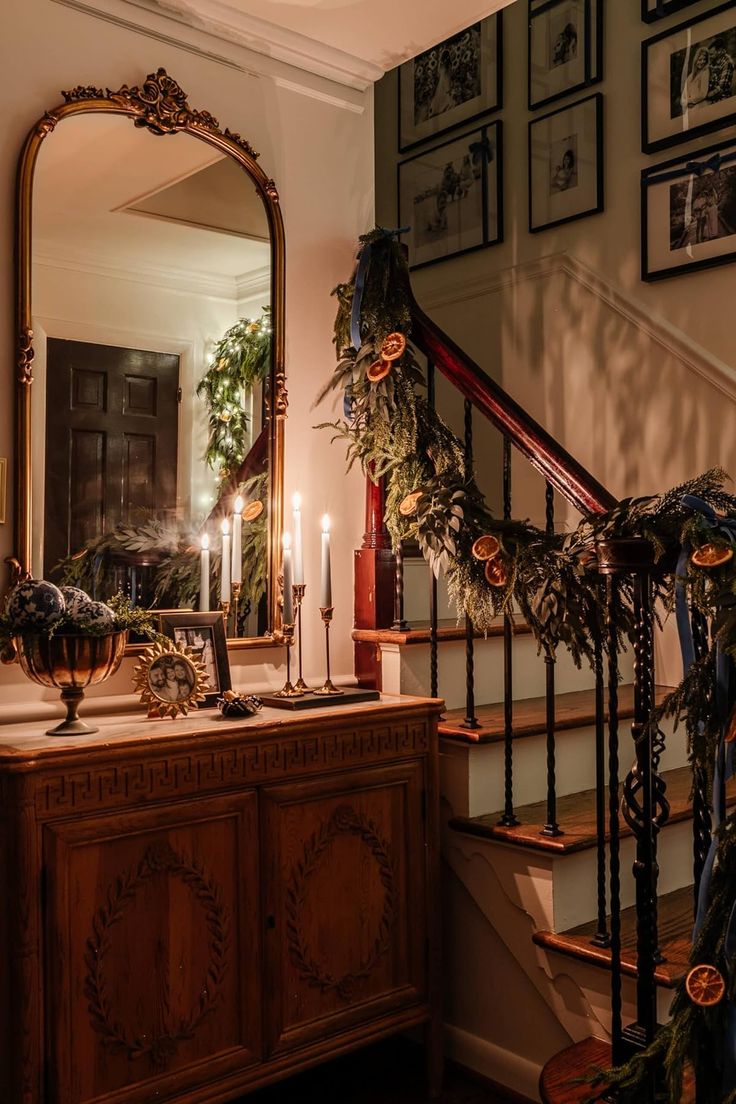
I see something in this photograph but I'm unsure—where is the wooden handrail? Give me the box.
[408,292,617,517]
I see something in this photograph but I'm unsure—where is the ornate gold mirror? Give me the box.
[12,69,286,647]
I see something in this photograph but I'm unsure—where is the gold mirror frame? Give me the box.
[10,68,286,649]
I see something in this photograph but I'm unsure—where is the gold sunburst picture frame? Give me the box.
[132,640,209,719]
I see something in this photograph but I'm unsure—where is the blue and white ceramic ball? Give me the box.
[61,586,97,622]
[5,579,66,631]
[63,591,115,632]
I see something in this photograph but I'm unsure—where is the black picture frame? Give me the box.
[528,0,603,112]
[398,14,503,154]
[641,133,736,281]
[641,0,702,25]
[642,0,736,154]
[158,611,231,707]
[397,121,503,271]
[528,92,604,233]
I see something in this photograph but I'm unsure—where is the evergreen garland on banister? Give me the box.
[317,229,736,1100]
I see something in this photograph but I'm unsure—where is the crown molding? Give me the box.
[33,244,270,303]
[115,0,382,90]
[419,251,736,404]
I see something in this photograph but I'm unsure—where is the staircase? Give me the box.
[351,280,713,1101]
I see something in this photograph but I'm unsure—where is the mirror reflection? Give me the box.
[30,114,272,636]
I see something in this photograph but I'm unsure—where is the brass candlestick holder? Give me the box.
[273,623,304,698]
[313,606,343,696]
[220,599,231,637]
[231,581,242,637]
[292,583,311,692]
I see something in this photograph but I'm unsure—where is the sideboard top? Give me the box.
[0,694,444,768]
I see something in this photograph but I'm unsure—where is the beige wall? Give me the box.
[0,0,374,713]
[375,0,736,537]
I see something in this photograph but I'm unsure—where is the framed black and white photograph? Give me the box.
[398,15,502,153]
[529,93,603,232]
[643,1,736,153]
[398,122,503,270]
[528,0,602,111]
[642,0,701,24]
[159,611,231,706]
[642,136,736,280]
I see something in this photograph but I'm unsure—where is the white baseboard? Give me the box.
[444,1022,543,1103]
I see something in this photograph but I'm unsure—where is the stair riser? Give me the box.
[382,634,635,708]
[441,716,685,819]
[540,956,675,1035]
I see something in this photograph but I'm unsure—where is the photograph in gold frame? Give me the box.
[133,639,209,719]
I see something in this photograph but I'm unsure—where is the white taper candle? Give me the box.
[320,514,332,608]
[220,519,231,604]
[232,496,243,586]
[282,532,294,624]
[292,492,304,585]
[200,533,210,612]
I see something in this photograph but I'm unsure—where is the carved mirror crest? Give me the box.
[11,68,286,648]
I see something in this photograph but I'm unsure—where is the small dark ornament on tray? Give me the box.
[217,690,263,718]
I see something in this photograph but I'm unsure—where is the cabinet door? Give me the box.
[262,761,427,1055]
[44,792,261,1104]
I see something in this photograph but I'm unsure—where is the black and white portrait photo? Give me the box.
[158,610,231,707]
[530,94,603,232]
[399,123,502,268]
[174,627,219,691]
[399,15,501,151]
[148,654,196,704]
[644,2,736,152]
[550,135,579,193]
[642,139,736,279]
[529,0,601,110]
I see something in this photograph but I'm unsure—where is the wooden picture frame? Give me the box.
[398,14,502,153]
[529,93,604,233]
[159,611,232,707]
[642,0,702,25]
[528,0,603,112]
[642,134,736,281]
[398,122,503,270]
[642,1,736,153]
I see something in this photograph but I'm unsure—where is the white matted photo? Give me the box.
[529,0,601,110]
[529,94,603,233]
[641,0,701,24]
[643,1,736,152]
[642,137,736,280]
[398,16,502,152]
[398,123,502,269]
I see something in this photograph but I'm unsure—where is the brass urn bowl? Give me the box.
[14,631,127,736]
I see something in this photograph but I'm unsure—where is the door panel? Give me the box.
[44,338,179,577]
[43,793,261,1104]
[262,762,427,1056]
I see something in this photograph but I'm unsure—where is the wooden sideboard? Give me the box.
[0,694,443,1104]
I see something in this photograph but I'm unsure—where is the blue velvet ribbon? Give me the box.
[647,150,736,187]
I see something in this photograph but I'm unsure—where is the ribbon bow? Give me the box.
[685,154,722,178]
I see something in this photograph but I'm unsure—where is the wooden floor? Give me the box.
[236,1039,531,1103]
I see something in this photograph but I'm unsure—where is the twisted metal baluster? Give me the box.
[461,400,480,730]
[591,623,610,948]
[691,609,713,910]
[499,436,518,826]
[427,360,439,700]
[606,576,624,1066]
[392,542,408,631]
[541,482,561,837]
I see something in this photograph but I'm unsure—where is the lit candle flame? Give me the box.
[283,531,291,550]
[201,533,209,550]
[234,496,243,514]
[322,514,331,534]
[221,518,230,536]
[293,491,301,511]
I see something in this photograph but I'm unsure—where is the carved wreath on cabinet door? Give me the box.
[285,805,398,1001]
[84,841,230,1070]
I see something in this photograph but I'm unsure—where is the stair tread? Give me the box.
[352,619,531,646]
[540,1038,694,1103]
[439,684,672,745]
[450,765,736,855]
[534,884,693,988]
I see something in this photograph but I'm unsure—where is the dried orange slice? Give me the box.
[243,500,264,521]
[472,535,501,561]
[380,332,407,362]
[691,544,734,568]
[685,964,726,1007]
[367,359,391,383]
[399,491,422,517]
[485,558,507,587]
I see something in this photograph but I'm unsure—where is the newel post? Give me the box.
[354,468,395,688]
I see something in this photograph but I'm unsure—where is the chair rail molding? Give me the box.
[419,252,736,405]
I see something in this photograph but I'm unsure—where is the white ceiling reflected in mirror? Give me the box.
[18,74,285,644]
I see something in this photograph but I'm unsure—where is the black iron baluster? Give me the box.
[591,624,610,948]
[392,543,408,631]
[605,574,624,1066]
[428,360,439,700]
[541,482,561,837]
[691,609,713,909]
[499,436,518,826]
[461,400,480,731]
